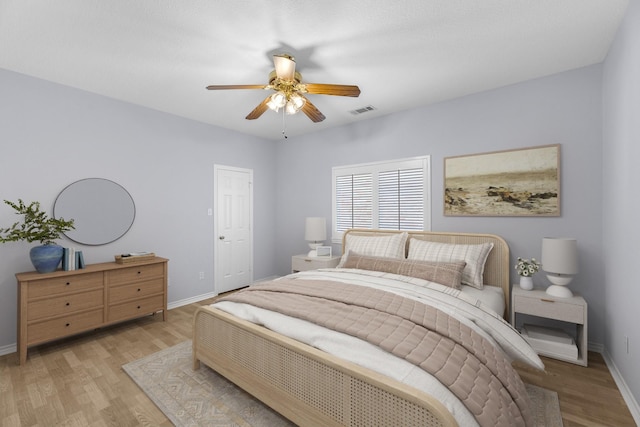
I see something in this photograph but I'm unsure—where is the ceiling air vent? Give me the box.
[350,105,376,115]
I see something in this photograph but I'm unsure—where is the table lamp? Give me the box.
[541,237,578,298]
[305,217,326,257]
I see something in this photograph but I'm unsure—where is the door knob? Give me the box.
[219,236,225,240]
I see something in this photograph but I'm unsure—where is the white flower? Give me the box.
[514,257,540,277]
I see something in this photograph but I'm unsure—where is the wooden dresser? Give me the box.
[16,257,168,364]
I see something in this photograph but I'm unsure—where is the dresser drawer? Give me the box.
[109,278,164,304]
[27,272,103,298]
[108,294,165,323]
[27,288,104,321]
[513,295,585,324]
[107,263,164,286]
[27,309,104,345]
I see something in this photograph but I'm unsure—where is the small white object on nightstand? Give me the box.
[304,217,326,257]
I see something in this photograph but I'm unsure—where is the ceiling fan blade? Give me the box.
[304,83,361,97]
[273,54,296,81]
[206,84,266,90]
[300,97,326,123]
[245,96,271,120]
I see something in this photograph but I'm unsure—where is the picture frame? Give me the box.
[315,246,332,257]
[444,144,560,217]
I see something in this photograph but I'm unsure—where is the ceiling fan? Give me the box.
[206,54,361,123]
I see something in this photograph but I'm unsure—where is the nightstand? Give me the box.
[511,286,588,366]
[291,254,341,273]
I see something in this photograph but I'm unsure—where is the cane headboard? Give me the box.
[342,229,510,318]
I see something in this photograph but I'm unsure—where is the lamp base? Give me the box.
[307,241,322,258]
[546,284,574,298]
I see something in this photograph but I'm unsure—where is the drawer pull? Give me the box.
[137,271,142,275]
[137,288,141,292]
[66,282,71,286]
[65,323,70,327]
[540,298,555,303]
[304,259,312,263]
[137,305,141,309]
[65,302,70,306]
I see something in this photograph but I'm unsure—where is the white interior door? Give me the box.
[214,165,253,294]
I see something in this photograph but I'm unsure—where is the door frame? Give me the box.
[213,164,254,294]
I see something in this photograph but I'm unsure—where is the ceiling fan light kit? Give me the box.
[206,54,360,124]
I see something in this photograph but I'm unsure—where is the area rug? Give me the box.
[123,340,563,427]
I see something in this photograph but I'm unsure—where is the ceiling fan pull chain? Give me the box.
[282,108,288,139]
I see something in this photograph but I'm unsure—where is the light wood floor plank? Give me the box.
[0,297,636,426]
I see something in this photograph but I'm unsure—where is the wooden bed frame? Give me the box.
[193,230,510,427]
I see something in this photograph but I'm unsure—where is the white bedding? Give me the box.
[461,282,505,316]
[213,268,542,427]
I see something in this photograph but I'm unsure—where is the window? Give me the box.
[332,156,431,242]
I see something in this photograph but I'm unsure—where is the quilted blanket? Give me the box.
[220,278,533,427]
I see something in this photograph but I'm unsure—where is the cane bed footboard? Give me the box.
[193,306,458,427]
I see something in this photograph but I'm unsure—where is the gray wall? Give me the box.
[0,69,278,350]
[603,0,640,406]
[276,65,605,344]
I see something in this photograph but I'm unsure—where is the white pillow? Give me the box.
[338,232,408,267]
[407,239,493,289]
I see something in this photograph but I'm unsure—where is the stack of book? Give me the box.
[62,248,85,271]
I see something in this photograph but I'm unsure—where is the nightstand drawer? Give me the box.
[514,295,584,324]
[292,257,317,272]
[292,254,341,272]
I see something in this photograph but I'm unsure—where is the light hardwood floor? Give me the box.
[0,297,636,426]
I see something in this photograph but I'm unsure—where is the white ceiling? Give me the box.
[0,0,628,140]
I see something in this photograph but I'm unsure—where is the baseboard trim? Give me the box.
[602,348,640,425]
[588,341,604,353]
[167,276,279,310]
[167,291,218,310]
[0,343,16,358]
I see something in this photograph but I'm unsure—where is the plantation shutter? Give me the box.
[378,167,424,230]
[335,173,373,231]
[332,157,430,241]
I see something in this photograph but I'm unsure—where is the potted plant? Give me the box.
[0,199,75,273]
[514,256,541,290]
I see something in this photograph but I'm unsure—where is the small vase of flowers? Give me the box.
[515,257,540,290]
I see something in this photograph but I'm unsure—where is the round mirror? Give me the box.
[54,178,136,245]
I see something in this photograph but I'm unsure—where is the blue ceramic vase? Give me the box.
[29,244,64,273]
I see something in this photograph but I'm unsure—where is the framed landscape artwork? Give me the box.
[444,144,560,217]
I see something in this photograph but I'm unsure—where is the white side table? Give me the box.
[291,254,341,273]
[511,286,588,366]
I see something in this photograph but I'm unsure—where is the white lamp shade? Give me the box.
[305,217,326,242]
[541,237,578,275]
[273,54,296,81]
